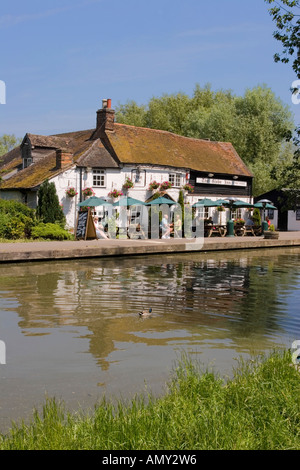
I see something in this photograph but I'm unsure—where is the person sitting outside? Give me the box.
[245,216,254,226]
[174,214,182,238]
[94,216,109,239]
[205,217,213,226]
[161,214,172,239]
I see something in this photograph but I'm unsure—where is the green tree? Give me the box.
[265,0,300,78]
[0,134,21,156]
[115,100,147,127]
[36,180,65,226]
[115,84,294,196]
[265,0,300,206]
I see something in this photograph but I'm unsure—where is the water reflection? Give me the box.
[0,248,299,429]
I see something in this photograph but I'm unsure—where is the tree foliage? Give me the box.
[0,134,21,156]
[36,179,65,226]
[265,0,300,78]
[115,84,294,196]
[265,0,300,207]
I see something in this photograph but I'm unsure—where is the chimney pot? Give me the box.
[102,98,112,109]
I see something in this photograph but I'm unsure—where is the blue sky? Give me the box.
[0,0,299,137]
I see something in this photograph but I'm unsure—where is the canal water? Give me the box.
[0,247,300,431]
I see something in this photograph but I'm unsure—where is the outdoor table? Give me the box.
[205,224,227,237]
[234,224,245,236]
[116,226,130,238]
[243,225,256,236]
[234,225,258,237]
[127,224,147,239]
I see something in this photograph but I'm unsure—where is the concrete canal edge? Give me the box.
[0,232,300,263]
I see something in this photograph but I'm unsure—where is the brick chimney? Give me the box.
[56,149,73,169]
[96,98,115,137]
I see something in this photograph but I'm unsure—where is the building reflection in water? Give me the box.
[0,248,299,372]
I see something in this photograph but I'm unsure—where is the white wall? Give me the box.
[288,211,300,231]
[52,165,189,229]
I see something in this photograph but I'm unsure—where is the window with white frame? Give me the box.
[196,206,209,219]
[232,208,242,220]
[93,169,106,187]
[169,173,181,187]
[23,157,32,169]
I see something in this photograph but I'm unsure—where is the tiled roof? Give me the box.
[76,139,119,168]
[0,150,60,189]
[108,124,253,177]
[0,119,253,190]
[0,130,95,189]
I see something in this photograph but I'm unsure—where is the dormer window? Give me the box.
[22,139,32,169]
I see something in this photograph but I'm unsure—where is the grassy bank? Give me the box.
[0,350,299,450]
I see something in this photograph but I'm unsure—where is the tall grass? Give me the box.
[0,350,299,450]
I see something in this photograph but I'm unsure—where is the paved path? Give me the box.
[0,231,300,263]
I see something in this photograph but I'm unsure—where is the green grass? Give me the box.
[0,350,299,450]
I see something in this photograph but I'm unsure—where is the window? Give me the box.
[169,173,181,187]
[93,169,106,187]
[23,157,32,169]
[22,142,32,169]
[296,208,300,221]
[267,209,274,220]
[196,206,209,219]
[232,208,242,220]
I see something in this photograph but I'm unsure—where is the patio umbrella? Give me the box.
[145,196,177,206]
[78,196,112,207]
[254,202,277,209]
[214,199,231,206]
[232,200,254,208]
[113,196,145,206]
[192,198,220,207]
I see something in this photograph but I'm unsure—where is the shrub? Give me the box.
[0,199,35,219]
[31,223,73,241]
[252,207,261,226]
[37,180,65,226]
[0,201,36,239]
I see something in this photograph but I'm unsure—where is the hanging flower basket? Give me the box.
[148,181,160,191]
[182,183,194,193]
[217,206,225,212]
[122,177,134,190]
[82,187,95,197]
[108,189,123,199]
[159,181,173,191]
[66,187,78,198]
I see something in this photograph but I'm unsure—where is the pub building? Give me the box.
[0,99,254,232]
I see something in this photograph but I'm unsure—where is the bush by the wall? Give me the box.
[31,223,73,241]
[0,199,35,219]
[0,201,36,239]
